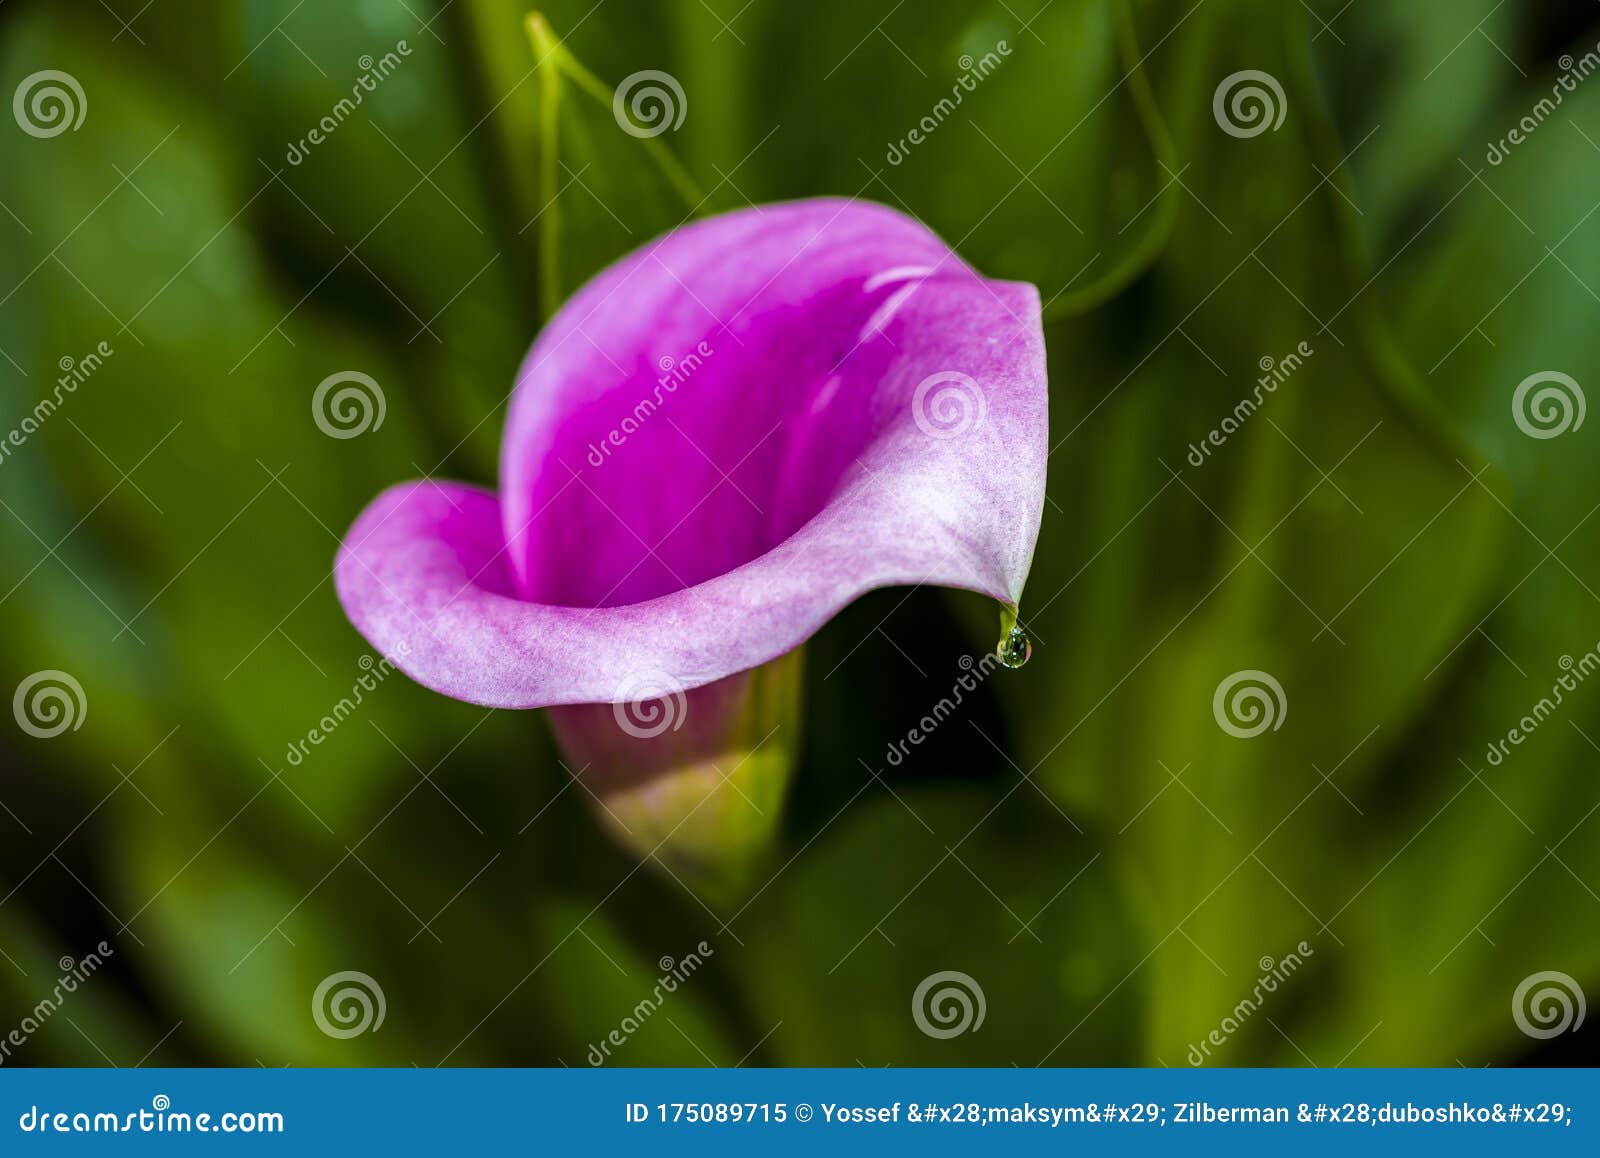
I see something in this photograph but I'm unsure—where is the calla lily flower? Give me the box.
[335,198,1047,893]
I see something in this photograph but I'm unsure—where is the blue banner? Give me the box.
[1,1068,1596,1153]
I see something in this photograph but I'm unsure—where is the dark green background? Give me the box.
[1,0,1598,1066]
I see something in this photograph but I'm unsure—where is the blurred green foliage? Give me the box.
[1,0,1598,1066]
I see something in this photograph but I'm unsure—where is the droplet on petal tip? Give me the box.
[996,609,1031,669]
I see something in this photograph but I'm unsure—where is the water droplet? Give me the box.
[996,624,1031,669]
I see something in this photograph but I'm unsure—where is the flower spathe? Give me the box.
[335,198,1048,890]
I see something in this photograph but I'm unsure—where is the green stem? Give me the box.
[526,13,564,321]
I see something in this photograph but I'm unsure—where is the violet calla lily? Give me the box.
[335,198,1047,889]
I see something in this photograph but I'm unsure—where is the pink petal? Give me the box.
[335,199,1046,709]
